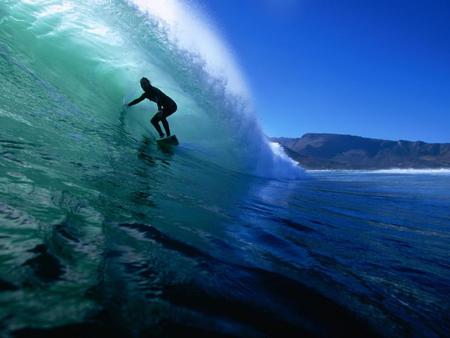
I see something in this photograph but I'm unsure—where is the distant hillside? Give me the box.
[272,133,450,170]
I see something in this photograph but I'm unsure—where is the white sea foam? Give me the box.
[372,169,450,175]
[309,169,450,175]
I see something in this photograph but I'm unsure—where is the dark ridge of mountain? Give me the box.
[272,133,450,170]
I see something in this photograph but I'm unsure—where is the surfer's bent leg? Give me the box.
[160,104,177,137]
[161,117,170,137]
[151,112,164,138]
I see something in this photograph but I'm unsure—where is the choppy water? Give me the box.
[1,1,449,337]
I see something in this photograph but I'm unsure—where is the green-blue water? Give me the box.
[1,1,449,337]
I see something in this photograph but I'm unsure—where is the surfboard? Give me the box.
[156,135,179,146]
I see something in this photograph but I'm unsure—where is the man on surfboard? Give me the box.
[127,77,177,139]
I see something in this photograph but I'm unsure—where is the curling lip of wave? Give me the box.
[128,0,250,98]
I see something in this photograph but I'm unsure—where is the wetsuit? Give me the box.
[128,86,177,137]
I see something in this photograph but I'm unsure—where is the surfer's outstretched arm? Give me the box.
[127,94,146,107]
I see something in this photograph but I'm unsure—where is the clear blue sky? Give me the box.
[199,0,450,142]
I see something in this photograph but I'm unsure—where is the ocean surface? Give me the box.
[1,1,449,337]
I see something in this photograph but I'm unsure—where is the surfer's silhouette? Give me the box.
[127,77,177,138]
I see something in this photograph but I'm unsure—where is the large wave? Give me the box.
[4,4,449,337]
[1,0,301,179]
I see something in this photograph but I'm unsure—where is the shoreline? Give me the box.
[305,168,450,174]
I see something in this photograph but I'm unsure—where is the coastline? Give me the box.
[306,168,450,174]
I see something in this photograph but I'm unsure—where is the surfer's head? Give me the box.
[140,77,152,91]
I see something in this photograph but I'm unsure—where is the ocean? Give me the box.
[0,1,449,337]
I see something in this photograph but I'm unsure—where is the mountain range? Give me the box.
[272,133,450,170]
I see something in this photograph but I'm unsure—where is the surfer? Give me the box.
[127,77,177,138]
